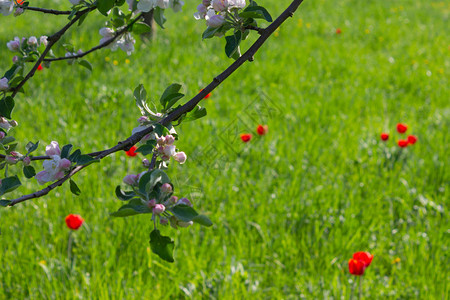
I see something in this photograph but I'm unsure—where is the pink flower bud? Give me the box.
[58,158,71,170]
[164,135,175,145]
[142,158,150,167]
[153,204,165,214]
[45,141,61,156]
[163,145,176,157]
[0,132,5,139]
[27,36,38,46]
[14,7,24,16]
[161,155,170,161]
[9,120,18,127]
[161,183,172,193]
[10,151,22,157]
[147,199,156,208]
[160,217,169,225]
[157,136,166,145]
[12,56,19,63]
[40,36,48,47]
[173,152,187,164]
[0,77,9,91]
[5,156,18,165]
[138,116,149,123]
[23,156,31,166]
[123,174,139,186]
[177,197,193,207]
[212,0,227,12]
[157,146,165,154]
[169,196,178,204]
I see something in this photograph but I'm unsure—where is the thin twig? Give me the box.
[20,6,71,15]
[244,25,265,35]
[44,13,144,62]
[7,0,305,206]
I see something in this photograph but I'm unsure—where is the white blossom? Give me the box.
[6,37,20,51]
[169,0,184,12]
[205,9,225,27]
[0,0,13,16]
[0,77,8,91]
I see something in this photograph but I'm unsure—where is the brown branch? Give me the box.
[244,25,265,35]
[20,6,71,15]
[44,13,144,62]
[10,7,96,99]
[7,0,305,206]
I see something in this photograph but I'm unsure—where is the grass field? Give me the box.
[0,0,449,298]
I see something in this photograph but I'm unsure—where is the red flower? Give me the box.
[65,214,84,230]
[37,64,43,71]
[348,258,366,276]
[256,124,268,136]
[336,28,342,34]
[396,123,408,134]
[240,133,252,143]
[352,251,374,267]
[17,0,24,4]
[200,89,211,99]
[407,135,417,145]
[380,133,389,141]
[125,145,138,157]
[398,139,408,148]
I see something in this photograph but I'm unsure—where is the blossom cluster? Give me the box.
[194,0,246,28]
[0,0,23,17]
[156,134,187,164]
[99,28,136,56]
[35,141,72,185]
[132,0,185,12]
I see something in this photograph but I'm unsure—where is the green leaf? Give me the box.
[0,96,15,119]
[160,83,182,107]
[164,93,184,111]
[225,30,242,58]
[149,229,174,262]
[134,84,154,116]
[170,204,199,222]
[3,64,21,80]
[69,179,81,196]
[68,149,81,162]
[110,202,150,217]
[135,140,157,155]
[23,166,36,179]
[110,208,140,217]
[153,7,166,29]
[63,43,75,53]
[132,22,152,34]
[192,214,213,227]
[202,26,221,39]
[25,141,39,154]
[97,0,116,16]
[7,76,24,88]
[138,169,170,196]
[78,12,88,26]
[0,136,15,145]
[78,60,92,72]
[183,105,207,122]
[60,144,73,159]
[76,154,99,166]
[0,176,21,196]
[0,200,11,207]
[239,6,273,22]
[115,185,137,201]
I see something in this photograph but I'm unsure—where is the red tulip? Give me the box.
[37,64,43,71]
[352,251,374,267]
[256,124,268,136]
[240,133,252,143]
[336,28,342,34]
[407,135,417,145]
[396,123,408,134]
[65,214,84,230]
[348,258,366,276]
[125,145,138,157]
[398,139,408,148]
[380,133,389,141]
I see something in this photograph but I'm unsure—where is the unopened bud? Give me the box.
[27,36,38,46]
[147,199,156,208]
[161,183,172,193]
[0,132,5,139]
[138,116,149,123]
[142,158,150,167]
[23,156,31,166]
[177,197,193,207]
[9,120,18,127]
[173,152,187,164]
[157,136,166,145]
[123,174,139,186]
[152,204,165,214]
[58,158,71,170]
[164,135,175,145]
[169,196,178,204]
[14,7,24,16]
[5,156,18,165]
[12,56,19,63]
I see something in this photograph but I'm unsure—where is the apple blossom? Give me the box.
[6,37,20,51]
[205,10,225,28]
[165,135,175,145]
[0,77,8,91]
[14,7,23,16]
[27,36,37,46]
[142,158,150,167]
[36,155,72,185]
[212,0,226,12]
[0,0,13,16]
[170,0,184,12]
[40,36,48,47]
[5,156,18,164]
[23,156,31,166]
[137,0,157,12]
[45,141,61,156]
[0,117,12,130]
[123,174,139,186]
[59,158,71,169]
[0,131,5,139]
[194,3,207,20]
[177,197,193,207]
[118,33,135,55]
[153,203,165,214]
[156,0,170,9]
[161,183,172,193]
[173,152,187,164]
[169,196,178,204]
[228,0,245,9]
[12,55,18,63]
[147,199,156,208]
[138,116,150,124]
[163,145,176,157]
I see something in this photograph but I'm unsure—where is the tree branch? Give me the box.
[20,6,71,15]
[7,0,304,206]
[44,13,144,62]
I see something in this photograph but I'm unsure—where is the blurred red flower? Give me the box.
[396,123,408,134]
[348,258,366,276]
[353,251,374,267]
[256,124,268,136]
[407,135,417,145]
[380,133,389,141]
[200,89,211,99]
[37,64,43,71]
[398,140,408,148]
[336,28,342,34]
[125,145,138,157]
[240,133,252,143]
[65,214,84,230]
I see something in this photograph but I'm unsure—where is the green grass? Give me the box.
[0,0,449,298]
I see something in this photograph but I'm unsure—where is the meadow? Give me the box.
[0,0,448,298]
